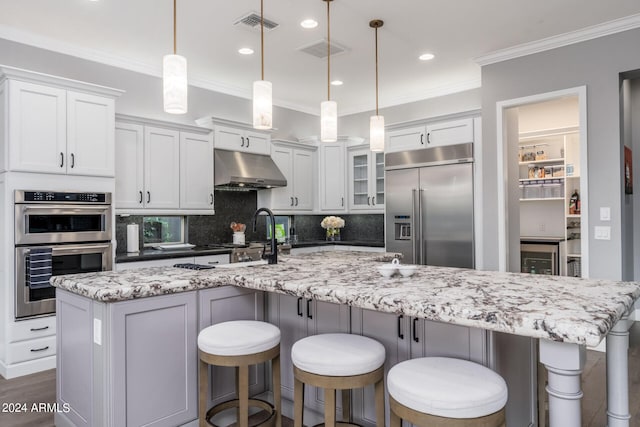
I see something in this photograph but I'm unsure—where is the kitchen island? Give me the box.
[52,251,640,427]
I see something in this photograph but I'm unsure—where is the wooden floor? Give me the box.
[2,324,640,427]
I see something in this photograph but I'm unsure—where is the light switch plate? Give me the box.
[594,226,611,240]
[600,207,611,221]
[93,318,102,345]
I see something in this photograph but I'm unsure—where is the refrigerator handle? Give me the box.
[412,189,418,265]
[419,188,425,265]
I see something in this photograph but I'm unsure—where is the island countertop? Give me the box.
[51,251,640,347]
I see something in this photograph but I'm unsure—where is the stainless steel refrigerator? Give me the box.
[385,143,474,268]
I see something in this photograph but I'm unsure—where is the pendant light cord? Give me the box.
[375,26,379,116]
[173,0,177,54]
[327,0,331,101]
[261,0,264,80]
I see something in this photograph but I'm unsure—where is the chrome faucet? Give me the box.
[252,207,278,264]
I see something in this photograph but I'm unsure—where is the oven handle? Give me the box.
[23,243,113,256]
[20,205,110,211]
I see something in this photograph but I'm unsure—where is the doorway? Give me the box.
[495,87,589,277]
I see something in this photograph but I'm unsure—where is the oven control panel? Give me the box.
[16,191,111,204]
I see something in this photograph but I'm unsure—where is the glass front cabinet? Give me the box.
[347,146,384,212]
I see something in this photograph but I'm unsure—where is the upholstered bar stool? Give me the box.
[198,320,282,427]
[387,357,508,427]
[291,333,386,427]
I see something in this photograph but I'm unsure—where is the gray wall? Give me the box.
[0,38,317,140]
[481,27,640,280]
[339,88,481,136]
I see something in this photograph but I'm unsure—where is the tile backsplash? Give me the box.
[116,191,384,253]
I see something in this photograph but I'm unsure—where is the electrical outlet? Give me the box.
[600,207,611,221]
[538,223,546,232]
[594,226,611,240]
[93,318,102,345]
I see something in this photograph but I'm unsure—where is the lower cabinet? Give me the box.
[56,286,264,427]
[267,294,350,416]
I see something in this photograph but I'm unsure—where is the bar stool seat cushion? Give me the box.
[387,357,508,419]
[292,333,385,376]
[198,320,280,356]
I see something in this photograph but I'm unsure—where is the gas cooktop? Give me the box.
[173,263,216,270]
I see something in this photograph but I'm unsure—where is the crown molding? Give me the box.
[475,13,640,66]
[116,113,212,134]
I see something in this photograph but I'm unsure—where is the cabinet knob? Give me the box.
[397,315,404,339]
[30,346,50,353]
[241,136,245,147]
[290,197,294,206]
[70,153,75,168]
[210,193,214,205]
[367,196,371,206]
[420,134,424,145]
[306,299,313,319]
[341,197,344,207]
[30,326,49,332]
[427,132,431,144]
[139,191,143,204]
[295,196,299,206]
[60,152,64,168]
[372,196,376,206]
[146,191,151,204]
[246,137,250,148]
[412,318,419,342]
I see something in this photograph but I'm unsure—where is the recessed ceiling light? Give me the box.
[300,19,318,29]
[331,80,343,86]
[419,53,435,61]
[238,48,254,55]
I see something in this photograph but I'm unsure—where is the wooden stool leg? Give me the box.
[390,407,401,427]
[235,367,241,426]
[238,365,249,427]
[272,353,282,427]
[199,358,208,427]
[341,389,351,423]
[325,388,336,427]
[294,376,304,427]
[374,378,385,427]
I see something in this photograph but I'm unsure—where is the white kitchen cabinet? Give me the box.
[180,131,214,210]
[318,142,347,212]
[115,116,213,213]
[3,74,119,176]
[144,126,181,209]
[385,117,474,153]
[267,294,350,416]
[347,145,384,212]
[214,125,270,155]
[260,141,316,212]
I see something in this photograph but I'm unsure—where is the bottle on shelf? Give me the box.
[569,189,580,215]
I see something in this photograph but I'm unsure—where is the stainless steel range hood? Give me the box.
[214,149,287,189]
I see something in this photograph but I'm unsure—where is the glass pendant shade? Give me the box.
[253,80,273,130]
[370,115,385,152]
[163,54,188,114]
[320,100,337,142]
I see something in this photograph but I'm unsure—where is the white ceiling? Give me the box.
[1,0,640,116]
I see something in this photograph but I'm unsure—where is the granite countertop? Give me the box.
[115,240,384,263]
[51,251,640,347]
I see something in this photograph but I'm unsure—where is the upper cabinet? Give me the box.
[0,67,122,176]
[115,115,214,214]
[318,142,347,212]
[195,118,271,155]
[258,140,316,212]
[386,117,474,153]
[347,145,384,212]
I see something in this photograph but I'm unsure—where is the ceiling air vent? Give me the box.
[297,39,348,59]
[234,12,279,32]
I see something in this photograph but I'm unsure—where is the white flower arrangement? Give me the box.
[320,216,345,229]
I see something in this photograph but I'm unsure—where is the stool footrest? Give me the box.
[311,422,363,427]
[204,398,276,427]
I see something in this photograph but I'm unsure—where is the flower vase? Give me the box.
[326,228,341,241]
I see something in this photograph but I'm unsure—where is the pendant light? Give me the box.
[253,0,272,129]
[369,20,384,152]
[320,0,337,142]
[163,0,188,114]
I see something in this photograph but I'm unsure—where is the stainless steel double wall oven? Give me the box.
[14,191,113,319]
